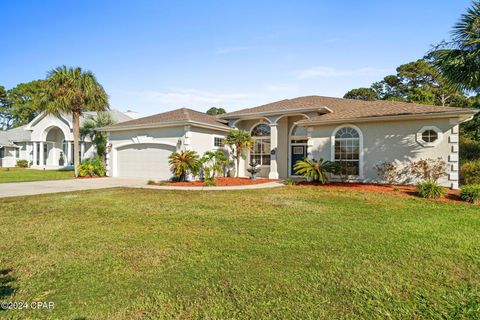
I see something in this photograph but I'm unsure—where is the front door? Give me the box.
[291,145,306,175]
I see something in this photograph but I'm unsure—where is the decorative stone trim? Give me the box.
[448,125,459,189]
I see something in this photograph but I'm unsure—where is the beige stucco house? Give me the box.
[102,96,477,189]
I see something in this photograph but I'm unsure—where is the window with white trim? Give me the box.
[214,136,224,148]
[251,124,271,166]
[334,127,360,176]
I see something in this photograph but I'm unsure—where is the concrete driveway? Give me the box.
[0,177,147,198]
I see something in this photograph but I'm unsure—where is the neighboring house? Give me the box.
[102,96,477,189]
[0,110,135,168]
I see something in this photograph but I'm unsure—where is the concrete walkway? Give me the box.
[0,178,285,198]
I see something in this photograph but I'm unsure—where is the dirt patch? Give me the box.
[296,181,464,204]
[166,177,276,187]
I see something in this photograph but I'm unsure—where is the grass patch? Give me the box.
[0,168,74,183]
[0,187,479,319]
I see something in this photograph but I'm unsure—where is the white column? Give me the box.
[80,142,85,161]
[67,141,72,165]
[39,142,44,166]
[269,123,279,179]
[32,142,37,166]
[307,127,314,160]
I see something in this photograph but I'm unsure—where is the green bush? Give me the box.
[460,185,480,204]
[77,157,105,177]
[16,159,29,168]
[460,137,480,161]
[460,159,480,185]
[204,179,216,186]
[285,179,296,186]
[416,181,445,199]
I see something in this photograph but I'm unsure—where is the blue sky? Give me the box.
[0,0,473,116]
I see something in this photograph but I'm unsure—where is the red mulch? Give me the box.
[166,177,276,187]
[296,181,464,204]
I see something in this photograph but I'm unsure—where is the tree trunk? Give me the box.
[73,112,80,177]
[236,148,240,178]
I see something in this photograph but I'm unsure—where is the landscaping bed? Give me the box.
[166,177,276,186]
[296,181,463,204]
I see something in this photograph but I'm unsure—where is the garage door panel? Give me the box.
[117,143,175,180]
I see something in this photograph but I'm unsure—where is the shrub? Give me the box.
[168,150,200,182]
[416,181,445,199]
[204,179,217,186]
[294,158,339,184]
[147,180,156,185]
[460,136,480,161]
[375,161,399,184]
[460,185,480,204]
[460,159,480,185]
[170,176,181,182]
[77,157,105,177]
[407,158,448,183]
[285,179,296,186]
[16,159,29,168]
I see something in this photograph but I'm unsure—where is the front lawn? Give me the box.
[0,168,74,183]
[0,187,479,319]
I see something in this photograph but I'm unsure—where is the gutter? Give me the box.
[295,110,479,126]
[98,120,232,132]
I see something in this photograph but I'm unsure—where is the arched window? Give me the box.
[291,125,307,137]
[334,126,360,176]
[251,124,271,166]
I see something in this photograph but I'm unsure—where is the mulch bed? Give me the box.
[296,181,464,204]
[166,177,276,187]
[76,176,108,179]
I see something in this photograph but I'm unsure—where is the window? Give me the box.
[421,130,438,143]
[251,124,271,166]
[291,125,307,137]
[214,137,224,148]
[334,126,360,176]
[0,147,4,159]
[16,147,20,158]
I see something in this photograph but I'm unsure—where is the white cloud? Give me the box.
[295,66,391,79]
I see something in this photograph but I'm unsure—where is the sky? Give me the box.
[0,0,474,117]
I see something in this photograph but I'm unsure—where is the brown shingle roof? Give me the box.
[220,96,477,123]
[103,108,230,130]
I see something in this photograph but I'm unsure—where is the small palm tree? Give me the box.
[428,1,480,91]
[201,150,228,178]
[294,158,339,184]
[224,129,255,177]
[80,112,116,160]
[168,150,200,181]
[40,66,109,176]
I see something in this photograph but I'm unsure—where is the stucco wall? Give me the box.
[107,125,228,178]
[309,117,459,188]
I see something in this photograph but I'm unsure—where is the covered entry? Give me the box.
[116,143,176,180]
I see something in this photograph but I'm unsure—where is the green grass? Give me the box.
[0,187,479,319]
[0,168,74,183]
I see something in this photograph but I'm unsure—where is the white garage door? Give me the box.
[117,143,175,180]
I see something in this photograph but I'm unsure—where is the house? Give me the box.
[0,110,135,168]
[102,96,477,189]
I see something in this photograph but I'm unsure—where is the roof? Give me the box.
[4,125,30,141]
[79,109,134,125]
[102,108,231,131]
[219,96,478,124]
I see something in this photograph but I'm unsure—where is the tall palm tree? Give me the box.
[224,129,255,177]
[428,1,480,91]
[80,112,116,160]
[40,66,109,176]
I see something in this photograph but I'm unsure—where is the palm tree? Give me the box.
[293,158,339,184]
[80,112,116,160]
[201,150,228,178]
[224,129,255,177]
[428,1,480,91]
[168,150,200,181]
[40,66,109,176]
